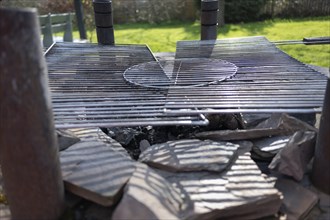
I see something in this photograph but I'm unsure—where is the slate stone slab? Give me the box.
[112,163,192,220]
[57,129,80,151]
[252,135,291,160]
[275,178,318,219]
[60,141,135,206]
[196,113,316,141]
[155,152,282,220]
[68,128,129,157]
[269,131,316,181]
[139,139,239,172]
[240,113,271,128]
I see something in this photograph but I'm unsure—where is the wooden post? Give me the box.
[201,0,218,40]
[312,78,330,194]
[0,8,65,219]
[74,0,87,40]
[93,0,115,45]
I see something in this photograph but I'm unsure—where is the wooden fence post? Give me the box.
[0,8,65,219]
[312,78,330,194]
[201,0,218,40]
[93,0,115,45]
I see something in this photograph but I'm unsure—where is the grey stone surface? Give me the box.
[139,139,239,172]
[112,163,192,220]
[269,131,316,181]
[275,178,318,220]
[57,129,80,151]
[240,113,271,128]
[60,141,135,206]
[155,152,282,220]
[252,135,291,160]
[68,128,129,157]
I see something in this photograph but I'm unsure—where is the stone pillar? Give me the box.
[312,78,330,194]
[0,8,65,219]
[201,0,218,40]
[93,0,115,45]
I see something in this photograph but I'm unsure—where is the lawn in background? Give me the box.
[73,17,330,67]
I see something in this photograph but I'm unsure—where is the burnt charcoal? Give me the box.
[206,114,243,130]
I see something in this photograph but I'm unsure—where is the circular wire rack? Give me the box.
[123,58,238,89]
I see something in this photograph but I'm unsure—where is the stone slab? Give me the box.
[57,129,80,151]
[60,141,135,206]
[112,163,192,220]
[196,113,316,141]
[68,128,129,157]
[275,178,318,219]
[269,131,316,181]
[155,152,282,220]
[139,139,239,172]
[252,135,291,160]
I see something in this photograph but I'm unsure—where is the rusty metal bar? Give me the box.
[0,8,65,218]
[201,0,218,40]
[93,0,114,45]
[312,77,330,194]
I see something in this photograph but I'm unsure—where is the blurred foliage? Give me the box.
[224,0,270,23]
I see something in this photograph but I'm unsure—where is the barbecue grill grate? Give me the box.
[46,36,328,128]
[46,43,208,128]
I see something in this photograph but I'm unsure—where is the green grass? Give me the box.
[73,17,330,67]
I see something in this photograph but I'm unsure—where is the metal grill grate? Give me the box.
[47,37,328,128]
[46,43,208,128]
[164,36,328,114]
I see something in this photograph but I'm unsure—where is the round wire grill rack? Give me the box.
[123,58,238,89]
